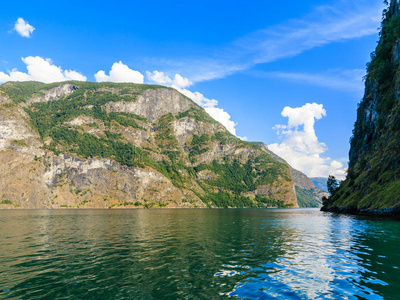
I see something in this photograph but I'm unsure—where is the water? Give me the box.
[0,209,399,299]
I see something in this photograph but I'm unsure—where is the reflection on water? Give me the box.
[0,209,399,299]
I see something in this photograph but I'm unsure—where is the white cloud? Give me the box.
[14,18,35,38]
[146,70,172,85]
[146,71,192,88]
[172,74,192,89]
[0,56,87,83]
[268,103,346,179]
[95,61,144,83]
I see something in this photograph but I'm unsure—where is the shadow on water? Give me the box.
[0,209,399,299]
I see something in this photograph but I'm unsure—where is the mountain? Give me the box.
[251,142,328,207]
[310,178,328,193]
[322,0,400,215]
[0,81,299,209]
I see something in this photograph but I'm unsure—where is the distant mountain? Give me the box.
[310,177,328,193]
[251,142,328,207]
[322,0,400,216]
[0,81,299,209]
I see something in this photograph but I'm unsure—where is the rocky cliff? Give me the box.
[322,0,400,215]
[0,81,299,209]
[251,142,327,207]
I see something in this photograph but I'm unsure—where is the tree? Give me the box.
[327,175,339,195]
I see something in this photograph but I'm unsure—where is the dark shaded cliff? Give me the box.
[322,0,400,215]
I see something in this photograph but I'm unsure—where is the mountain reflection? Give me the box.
[0,209,399,299]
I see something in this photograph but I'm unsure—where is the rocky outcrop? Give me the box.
[104,88,194,122]
[0,81,298,209]
[322,0,400,215]
[26,83,78,105]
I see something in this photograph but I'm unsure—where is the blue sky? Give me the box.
[0,0,385,178]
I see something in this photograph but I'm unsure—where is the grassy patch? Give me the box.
[12,139,27,147]
[0,199,13,205]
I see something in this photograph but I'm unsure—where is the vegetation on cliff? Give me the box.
[0,81,299,208]
[250,142,326,207]
[322,0,400,213]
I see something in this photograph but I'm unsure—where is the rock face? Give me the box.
[0,81,298,209]
[322,0,400,215]
[251,142,327,207]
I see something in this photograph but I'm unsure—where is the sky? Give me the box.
[0,0,386,179]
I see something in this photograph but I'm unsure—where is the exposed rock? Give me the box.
[26,83,78,105]
[104,88,194,122]
[0,81,298,209]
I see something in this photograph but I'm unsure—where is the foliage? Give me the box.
[365,9,400,114]
[176,107,217,124]
[155,113,179,149]
[0,199,13,205]
[25,90,145,140]
[191,133,209,146]
[295,186,321,208]
[0,80,168,104]
[0,81,60,104]
[200,191,288,208]
[327,175,339,195]
[12,139,27,146]
[194,156,291,207]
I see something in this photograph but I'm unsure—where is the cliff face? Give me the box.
[251,142,327,207]
[322,0,400,214]
[0,81,298,209]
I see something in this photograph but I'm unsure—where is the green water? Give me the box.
[0,209,399,299]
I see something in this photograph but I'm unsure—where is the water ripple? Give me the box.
[0,209,399,299]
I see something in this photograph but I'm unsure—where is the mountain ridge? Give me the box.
[0,81,303,209]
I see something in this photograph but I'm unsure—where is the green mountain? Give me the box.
[0,81,299,209]
[322,0,400,215]
[251,142,328,207]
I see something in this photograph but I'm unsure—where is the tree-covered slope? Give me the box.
[0,81,298,209]
[322,0,400,215]
[250,142,327,207]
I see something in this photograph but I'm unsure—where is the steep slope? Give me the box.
[251,142,327,207]
[0,81,298,209]
[322,0,400,215]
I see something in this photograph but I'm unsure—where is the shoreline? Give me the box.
[0,206,315,210]
[321,205,400,219]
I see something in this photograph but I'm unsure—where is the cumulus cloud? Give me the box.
[172,74,192,89]
[0,56,87,83]
[146,71,192,88]
[268,103,346,179]
[147,70,243,138]
[14,18,35,38]
[146,70,172,85]
[95,61,144,83]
